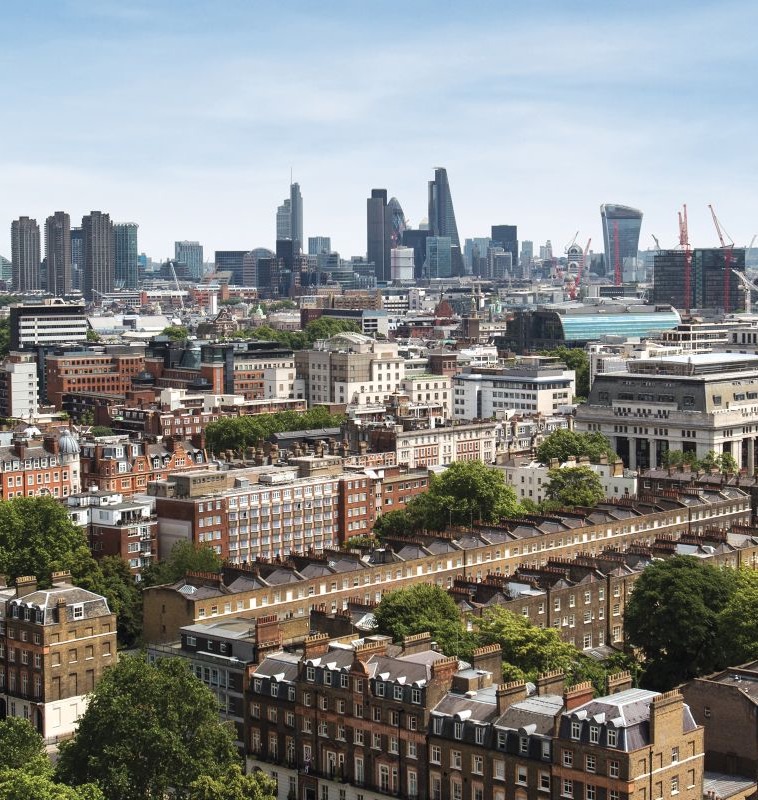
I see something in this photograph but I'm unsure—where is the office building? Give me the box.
[0,571,117,741]
[290,182,303,254]
[390,247,415,282]
[401,229,431,281]
[276,198,291,241]
[387,196,406,248]
[0,256,11,284]
[82,211,114,301]
[453,358,575,420]
[214,251,247,285]
[428,167,464,275]
[307,237,331,256]
[113,223,139,289]
[464,237,492,276]
[366,189,392,283]
[174,240,204,281]
[652,248,745,311]
[44,212,72,297]
[576,352,758,471]
[600,204,643,282]
[11,216,41,292]
[425,236,452,279]
[521,240,534,269]
[491,224,518,275]
[0,352,39,421]
[9,300,88,350]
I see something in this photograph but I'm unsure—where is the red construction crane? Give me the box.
[708,204,735,314]
[678,205,692,313]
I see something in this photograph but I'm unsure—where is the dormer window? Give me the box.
[454,721,463,740]
[72,604,84,620]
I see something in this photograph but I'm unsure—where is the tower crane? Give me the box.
[708,204,734,314]
[678,205,692,314]
[167,259,185,310]
[564,231,579,253]
[732,269,758,314]
[651,234,661,250]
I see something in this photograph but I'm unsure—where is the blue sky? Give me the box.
[2,0,758,262]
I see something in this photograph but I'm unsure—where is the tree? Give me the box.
[56,656,246,800]
[425,460,521,527]
[373,509,415,539]
[95,557,143,647]
[187,769,276,800]
[0,718,52,776]
[545,466,605,508]
[86,329,101,342]
[538,347,590,399]
[536,429,616,464]
[161,325,189,341]
[0,496,99,588]
[140,541,222,587]
[89,426,114,437]
[0,319,10,360]
[717,568,758,665]
[373,584,475,657]
[0,771,104,800]
[80,410,94,426]
[625,556,736,690]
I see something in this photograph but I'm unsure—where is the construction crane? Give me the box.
[708,204,734,314]
[167,259,185,310]
[651,234,661,250]
[564,231,579,253]
[731,270,758,313]
[678,205,692,314]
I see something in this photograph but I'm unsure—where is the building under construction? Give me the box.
[652,247,745,311]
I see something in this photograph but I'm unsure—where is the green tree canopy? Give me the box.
[231,318,359,351]
[545,466,605,508]
[86,329,101,342]
[205,406,345,454]
[89,426,114,437]
[538,347,589,399]
[0,718,52,777]
[161,325,189,341]
[536,429,616,464]
[717,568,758,666]
[187,768,277,800]
[0,319,10,360]
[56,656,248,800]
[140,541,222,587]
[663,449,740,475]
[625,555,736,689]
[0,771,104,800]
[373,584,475,658]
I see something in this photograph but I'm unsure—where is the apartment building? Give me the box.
[0,352,39,420]
[66,489,157,576]
[0,428,81,500]
[142,488,751,644]
[453,359,576,421]
[0,571,117,741]
[295,334,405,407]
[576,353,758,471]
[399,375,454,419]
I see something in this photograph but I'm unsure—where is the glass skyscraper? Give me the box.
[175,240,204,281]
[600,204,643,281]
[428,168,463,276]
[425,236,452,279]
[114,223,139,289]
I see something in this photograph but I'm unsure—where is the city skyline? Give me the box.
[2,1,758,263]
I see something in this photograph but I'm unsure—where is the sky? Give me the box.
[2,0,758,263]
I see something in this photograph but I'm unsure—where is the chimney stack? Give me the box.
[496,681,528,715]
[15,576,37,598]
[564,681,595,711]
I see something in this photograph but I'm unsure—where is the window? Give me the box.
[540,772,551,792]
[494,760,505,780]
[517,767,527,785]
[454,721,463,740]
[609,761,620,778]
[586,755,596,773]
[450,750,462,769]
[306,666,315,681]
[541,740,551,760]
[394,685,403,700]
[672,747,679,763]
[586,786,596,800]
[72,604,83,620]
[389,736,399,754]
[562,780,573,798]
[610,793,619,800]
[475,726,485,745]
[671,776,679,795]
[430,745,441,765]
[589,726,599,744]
[570,721,581,740]
[562,750,573,767]
[407,740,417,758]
[472,755,483,775]
[520,736,529,754]
[376,682,385,697]
[411,687,421,704]
[372,733,381,750]
[607,728,618,747]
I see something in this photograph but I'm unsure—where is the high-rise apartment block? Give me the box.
[82,211,114,300]
[11,216,41,292]
[174,241,204,281]
[113,222,139,289]
[44,212,72,297]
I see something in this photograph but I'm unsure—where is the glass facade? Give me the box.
[652,248,745,311]
[600,204,643,279]
[425,237,452,279]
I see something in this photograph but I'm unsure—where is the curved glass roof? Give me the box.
[559,311,680,341]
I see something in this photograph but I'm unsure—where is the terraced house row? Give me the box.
[143,487,750,644]
[246,634,703,800]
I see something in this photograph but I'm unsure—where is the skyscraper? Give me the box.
[600,204,643,283]
[175,240,204,281]
[114,223,139,289]
[289,182,303,254]
[276,199,291,241]
[82,211,114,301]
[45,212,71,297]
[428,168,464,276]
[652,248,744,311]
[70,228,83,292]
[387,197,406,249]
[367,189,391,283]
[308,237,331,256]
[491,225,518,275]
[11,217,41,292]
[425,236,452,279]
